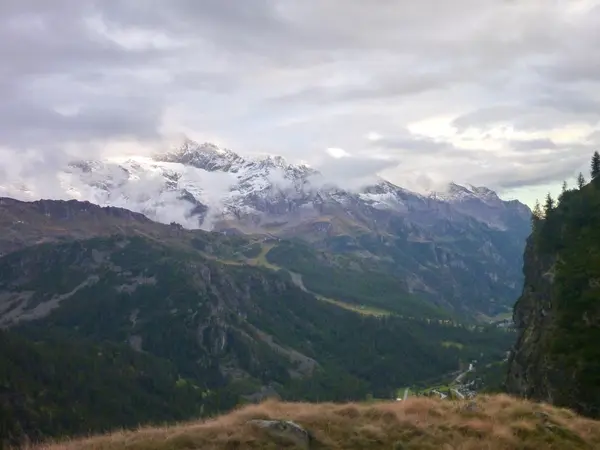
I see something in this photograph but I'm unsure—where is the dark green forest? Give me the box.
[0,221,515,445]
[265,240,451,319]
[0,330,239,448]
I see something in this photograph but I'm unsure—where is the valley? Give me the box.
[0,195,516,446]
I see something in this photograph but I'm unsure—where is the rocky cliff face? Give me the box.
[506,182,600,418]
[505,237,558,402]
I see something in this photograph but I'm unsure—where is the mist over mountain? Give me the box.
[0,140,531,318]
[0,139,530,232]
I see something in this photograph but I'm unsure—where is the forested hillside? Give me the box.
[507,152,600,418]
[0,199,515,445]
[0,330,224,447]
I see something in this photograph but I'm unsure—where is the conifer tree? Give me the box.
[531,200,543,229]
[544,192,555,216]
[592,151,600,179]
[577,172,586,189]
[558,180,568,203]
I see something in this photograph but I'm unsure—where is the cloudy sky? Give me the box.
[1,0,600,206]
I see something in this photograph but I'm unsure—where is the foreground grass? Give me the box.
[32,395,600,450]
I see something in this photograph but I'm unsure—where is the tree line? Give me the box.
[531,151,600,226]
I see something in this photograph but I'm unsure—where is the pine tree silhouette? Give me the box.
[591,151,600,179]
[577,172,586,189]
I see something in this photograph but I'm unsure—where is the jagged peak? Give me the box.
[154,138,243,171]
[362,179,419,196]
[249,154,288,168]
[155,140,314,176]
[448,182,470,193]
[429,182,501,203]
[165,138,237,157]
[242,154,317,179]
[466,184,499,199]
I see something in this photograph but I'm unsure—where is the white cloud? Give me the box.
[325,147,349,158]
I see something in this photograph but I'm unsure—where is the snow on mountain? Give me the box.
[428,182,501,204]
[427,182,530,230]
[156,139,245,172]
[0,140,529,231]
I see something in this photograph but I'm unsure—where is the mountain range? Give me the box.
[1,139,531,317]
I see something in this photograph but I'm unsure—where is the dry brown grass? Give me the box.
[30,395,600,450]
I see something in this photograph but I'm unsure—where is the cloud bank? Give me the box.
[1,0,600,205]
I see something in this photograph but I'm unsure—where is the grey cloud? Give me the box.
[0,1,159,80]
[97,0,305,62]
[509,138,558,152]
[317,156,397,180]
[171,71,241,93]
[368,131,467,157]
[382,134,598,194]
[309,155,400,191]
[267,71,457,106]
[0,96,161,146]
[0,0,240,153]
[532,4,600,83]
[452,105,523,130]
[459,146,593,190]
[586,130,600,144]
[453,100,600,133]
[534,92,600,116]
[1,0,600,202]
[0,0,167,156]
[483,157,588,190]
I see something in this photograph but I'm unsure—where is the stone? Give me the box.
[463,401,480,413]
[247,419,312,449]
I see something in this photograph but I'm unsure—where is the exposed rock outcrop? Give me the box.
[247,419,312,449]
[505,237,558,403]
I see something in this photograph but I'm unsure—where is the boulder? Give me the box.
[247,419,311,448]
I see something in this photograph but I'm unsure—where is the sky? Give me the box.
[1,0,600,206]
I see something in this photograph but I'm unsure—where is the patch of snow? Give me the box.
[429,182,501,205]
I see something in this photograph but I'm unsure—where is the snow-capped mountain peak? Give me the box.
[0,139,529,233]
[154,139,316,180]
[155,139,244,172]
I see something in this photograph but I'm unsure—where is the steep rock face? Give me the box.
[505,237,558,401]
[506,183,600,418]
